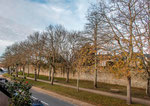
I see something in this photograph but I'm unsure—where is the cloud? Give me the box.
[0,16,33,41]
[28,0,49,4]
[0,39,14,56]
[0,16,34,56]
[0,40,13,47]
[0,0,96,56]
[0,0,96,31]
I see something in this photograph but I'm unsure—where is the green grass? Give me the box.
[3,73,145,106]
[17,72,149,100]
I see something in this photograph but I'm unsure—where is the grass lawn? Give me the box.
[3,73,145,106]
[17,72,149,100]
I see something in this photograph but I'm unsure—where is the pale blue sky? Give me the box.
[0,0,96,31]
[0,0,97,56]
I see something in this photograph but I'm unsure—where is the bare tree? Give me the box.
[27,32,41,81]
[1,46,14,75]
[96,0,149,104]
[85,2,109,88]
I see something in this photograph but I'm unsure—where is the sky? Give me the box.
[0,0,97,56]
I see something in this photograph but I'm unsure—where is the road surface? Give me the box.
[31,89,74,106]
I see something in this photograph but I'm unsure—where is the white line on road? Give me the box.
[31,96,38,99]
[31,96,49,106]
[41,100,49,106]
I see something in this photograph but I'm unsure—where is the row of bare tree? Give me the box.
[2,25,82,84]
[1,0,149,105]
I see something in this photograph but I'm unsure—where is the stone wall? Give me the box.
[25,67,147,89]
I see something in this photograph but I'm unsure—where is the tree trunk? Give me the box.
[34,67,37,81]
[146,77,150,97]
[51,67,55,85]
[12,65,15,75]
[127,76,132,105]
[49,64,51,81]
[27,63,29,77]
[77,71,79,92]
[93,22,98,88]
[37,65,40,78]
[7,67,10,74]
[16,65,18,77]
[63,67,65,77]
[66,67,69,83]
[23,65,25,79]
[10,66,13,76]
[51,49,55,85]
[94,69,97,88]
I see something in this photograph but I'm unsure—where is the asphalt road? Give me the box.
[30,89,74,106]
